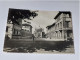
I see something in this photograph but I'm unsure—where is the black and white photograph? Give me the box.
[3,8,74,53]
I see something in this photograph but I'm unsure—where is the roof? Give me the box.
[46,23,55,29]
[54,11,71,19]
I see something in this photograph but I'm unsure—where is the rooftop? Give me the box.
[46,23,55,29]
[54,11,71,19]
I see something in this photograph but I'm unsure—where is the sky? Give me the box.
[32,11,59,27]
[30,10,59,33]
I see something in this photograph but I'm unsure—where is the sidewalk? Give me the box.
[9,38,65,41]
[35,38,64,41]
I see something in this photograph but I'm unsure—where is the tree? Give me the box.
[8,8,38,25]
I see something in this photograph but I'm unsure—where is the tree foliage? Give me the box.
[8,8,38,25]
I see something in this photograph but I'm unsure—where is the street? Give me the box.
[3,38,74,53]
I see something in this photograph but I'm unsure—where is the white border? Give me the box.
[0,1,79,60]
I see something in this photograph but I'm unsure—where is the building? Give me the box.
[46,11,73,41]
[21,19,32,38]
[22,19,32,33]
[6,21,13,39]
[46,23,56,39]
[34,28,45,38]
[6,18,33,39]
[12,18,22,39]
[6,18,22,39]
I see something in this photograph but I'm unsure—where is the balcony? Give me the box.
[59,28,62,31]
[63,27,72,30]
[65,18,71,22]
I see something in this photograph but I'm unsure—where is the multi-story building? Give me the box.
[21,19,32,38]
[46,11,73,41]
[6,18,22,39]
[12,18,22,39]
[22,19,32,33]
[6,21,13,39]
[6,18,33,39]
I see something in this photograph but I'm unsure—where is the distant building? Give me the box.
[46,11,73,41]
[46,23,56,39]
[34,28,45,38]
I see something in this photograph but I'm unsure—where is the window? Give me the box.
[60,22,62,28]
[66,22,69,28]
[66,14,69,17]
[63,14,66,17]
[13,29,15,34]
[6,26,8,32]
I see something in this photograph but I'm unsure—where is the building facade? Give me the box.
[6,18,33,39]
[46,12,73,41]
[12,18,22,39]
[6,18,22,39]
[21,19,32,38]
[6,23,13,39]
[46,23,56,39]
